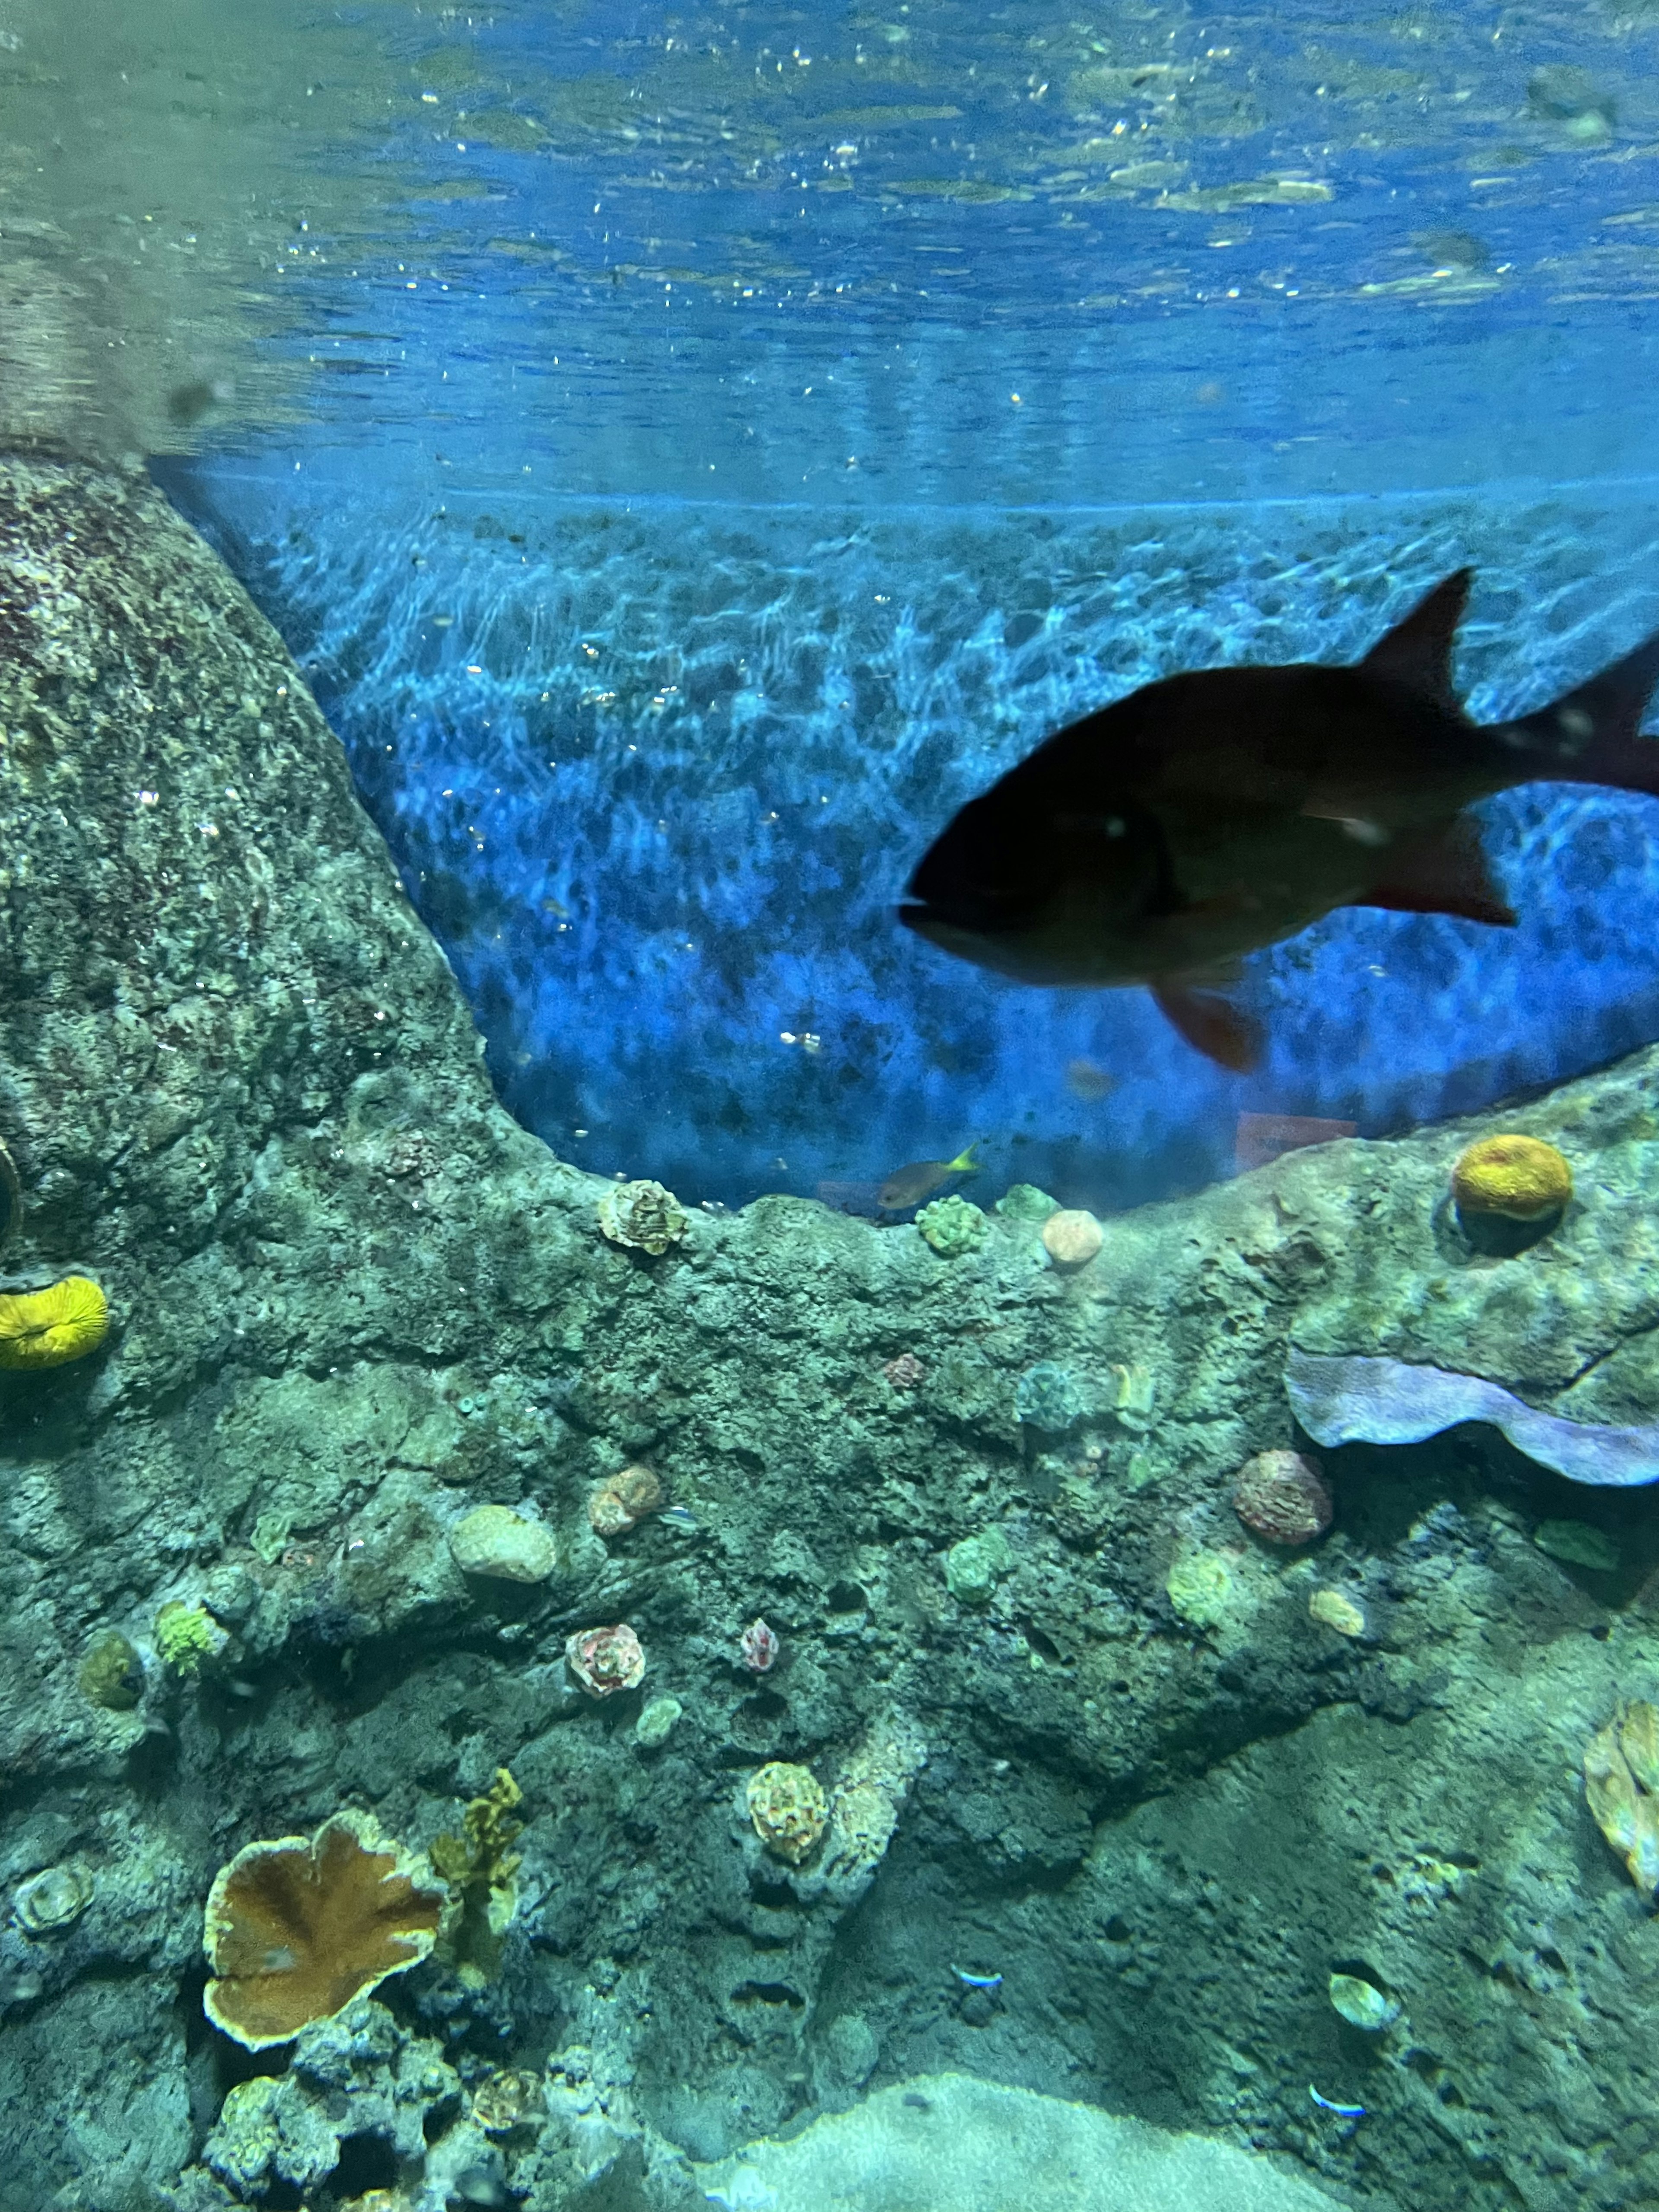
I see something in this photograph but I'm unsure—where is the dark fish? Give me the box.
[900,571,1659,1070]
[877,1143,980,1213]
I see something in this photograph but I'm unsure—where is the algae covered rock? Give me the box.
[449,1504,559,1583]
[1015,1360,1084,1431]
[77,1630,144,1712]
[945,1528,1013,1608]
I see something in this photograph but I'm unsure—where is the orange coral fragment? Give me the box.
[203,1807,445,2049]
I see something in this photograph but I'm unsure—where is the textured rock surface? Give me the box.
[4,457,1659,2212]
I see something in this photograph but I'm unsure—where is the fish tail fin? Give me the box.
[948,1143,982,1174]
[1500,624,1659,798]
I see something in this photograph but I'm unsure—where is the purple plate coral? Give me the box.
[1286,1350,1659,1487]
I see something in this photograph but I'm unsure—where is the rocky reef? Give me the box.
[5,455,1659,2212]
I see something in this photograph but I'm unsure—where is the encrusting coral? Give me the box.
[747,1761,828,1864]
[203,1808,445,2048]
[598,1178,688,1255]
[77,1628,145,1711]
[1585,1701,1659,1897]
[0,1273,108,1368]
[429,1767,524,1986]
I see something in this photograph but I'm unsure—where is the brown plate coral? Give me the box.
[202,1807,445,2049]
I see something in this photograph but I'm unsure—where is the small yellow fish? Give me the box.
[878,1144,981,1213]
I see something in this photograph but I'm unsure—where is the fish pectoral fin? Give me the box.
[1352,823,1516,927]
[1151,984,1262,1073]
[1360,569,1472,708]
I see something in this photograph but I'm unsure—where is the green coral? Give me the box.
[995,1183,1059,1222]
[430,1767,524,1985]
[154,1600,221,1677]
[945,1528,1013,1608]
[77,1629,145,1711]
[915,1195,989,1257]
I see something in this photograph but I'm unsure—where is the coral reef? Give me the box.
[566,1623,646,1697]
[598,1177,688,1254]
[448,1503,559,1582]
[0,1273,107,1368]
[1232,1449,1332,1545]
[747,1763,828,1864]
[915,1194,988,1256]
[1584,1702,1659,1896]
[19,461,1659,2212]
[202,1997,460,2195]
[203,1809,445,2048]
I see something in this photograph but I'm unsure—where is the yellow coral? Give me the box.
[747,1761,828,1865]
[0,1274,108,1369]
[430,1768,524,1985]
[1452,1134,1572,1223]
[1585,1702,1659,1897]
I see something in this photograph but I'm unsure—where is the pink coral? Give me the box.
[565,1624,646,1698]
[740,1618,779,1674]
[1232,1449,1332,1546]
[883,1354,925,1391]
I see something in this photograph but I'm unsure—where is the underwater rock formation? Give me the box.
[11,457,1659,2210]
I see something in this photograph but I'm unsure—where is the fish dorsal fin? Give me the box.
[1360,569,1473,708]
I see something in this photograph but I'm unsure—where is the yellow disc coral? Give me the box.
[0,1274,109,1369]
[1451,1135,1572,1223]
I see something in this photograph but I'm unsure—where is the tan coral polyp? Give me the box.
[203,1807,445,2049]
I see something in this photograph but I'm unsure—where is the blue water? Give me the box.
[159,0,1659,1208]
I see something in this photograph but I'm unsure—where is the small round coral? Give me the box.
[566,1623,647,1698]
[1042,1209,1103,1268]
[1452,1134,1572,1224]
[1232,1449,1332,1546]
[0,1274,108,1370]
[598,1179,688,1255]
[747,1761,828,1864]
[587,1464,663,1538]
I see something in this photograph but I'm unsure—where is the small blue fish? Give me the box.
[952,1965,1003,1990]
[1309,2086,1367,2118]
[658,1506,700,1534]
